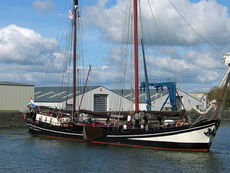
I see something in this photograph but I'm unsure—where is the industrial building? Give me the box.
[34,86,205,112]
[0,81,34,111]
[34,86,133,111]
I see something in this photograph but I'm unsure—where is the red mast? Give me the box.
[134,0,139,112]
[73,0,78,119]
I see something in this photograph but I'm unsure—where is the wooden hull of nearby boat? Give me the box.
[26,119,219,151]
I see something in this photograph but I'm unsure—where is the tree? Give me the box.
[207,86,230,108]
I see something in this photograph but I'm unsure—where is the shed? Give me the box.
[0,81,34,111]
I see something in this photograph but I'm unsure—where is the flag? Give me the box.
[68,10,73,20]
[30,97,36,108]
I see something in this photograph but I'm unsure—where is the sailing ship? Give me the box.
[25,0,229,151]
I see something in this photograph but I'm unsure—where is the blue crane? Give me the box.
[140,39,177,111]
[141,81,177,111]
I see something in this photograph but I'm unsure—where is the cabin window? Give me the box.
[94,94,107,112]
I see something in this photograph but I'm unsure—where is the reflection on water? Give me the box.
[0,126,229,173]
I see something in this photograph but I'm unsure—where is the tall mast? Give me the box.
[134,0,139,112]
[73,0,78,119]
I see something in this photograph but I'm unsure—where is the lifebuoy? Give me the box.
[175,122,181,127]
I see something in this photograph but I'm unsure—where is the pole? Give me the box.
[141,39,151,110]
[134,0,139,112]
[72,0,78,121]
[78,65,92,111]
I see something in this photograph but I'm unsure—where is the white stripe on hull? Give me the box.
[128,124,216,143]
[27,123,83,136]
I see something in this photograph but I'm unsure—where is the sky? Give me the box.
[0,0,230,93]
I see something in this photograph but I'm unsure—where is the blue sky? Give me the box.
[0,0,230,93]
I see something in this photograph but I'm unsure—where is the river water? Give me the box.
[0,123,230,173]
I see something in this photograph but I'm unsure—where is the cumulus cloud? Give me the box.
[0,25,57,65]
[33,0,55,13]
[82,0,230,91]
[1,0,229,92]
[0,24,125,88]
[0,25,66,85]
[85,0,230,46]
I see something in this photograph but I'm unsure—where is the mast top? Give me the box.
[75,0,78,6]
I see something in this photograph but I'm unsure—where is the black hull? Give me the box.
[91,139,211,151]
[27,123,83,142]
[26,119,220,151]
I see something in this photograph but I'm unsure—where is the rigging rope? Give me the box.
[147,0,177,82]
[167,0,229,92]
[40,0,71,87]
[168,0,226,57]
[112,0,133,112]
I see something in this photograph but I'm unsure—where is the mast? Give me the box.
[73,0,78,120]
[134,0,139,112]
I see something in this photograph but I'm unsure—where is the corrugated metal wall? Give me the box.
[0,84,34,111]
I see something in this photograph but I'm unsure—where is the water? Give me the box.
[0,123,230,173]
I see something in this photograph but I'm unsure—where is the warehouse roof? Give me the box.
[112,88,168,103]
[34,86,169,103]
[35,86,99,102]
[0,81,34,87]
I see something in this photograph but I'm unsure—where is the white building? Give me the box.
[151,89,205,111]
[66,87,134,111]
[34,86,205,112]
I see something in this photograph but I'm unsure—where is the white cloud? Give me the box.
[85,0,230,46]
[82,44,226,91]
[1,0,230,92]
[130,47,225,91]
[0,25,58,65]
[33,0,55,13]
[0,25,122,88]
[187,50,222,69]
[198,71,219,83]
[0,25,66,85]
[84,0,229,90]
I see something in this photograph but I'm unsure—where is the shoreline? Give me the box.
[0,112,26,128]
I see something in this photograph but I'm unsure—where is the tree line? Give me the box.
[207,87,230,108]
